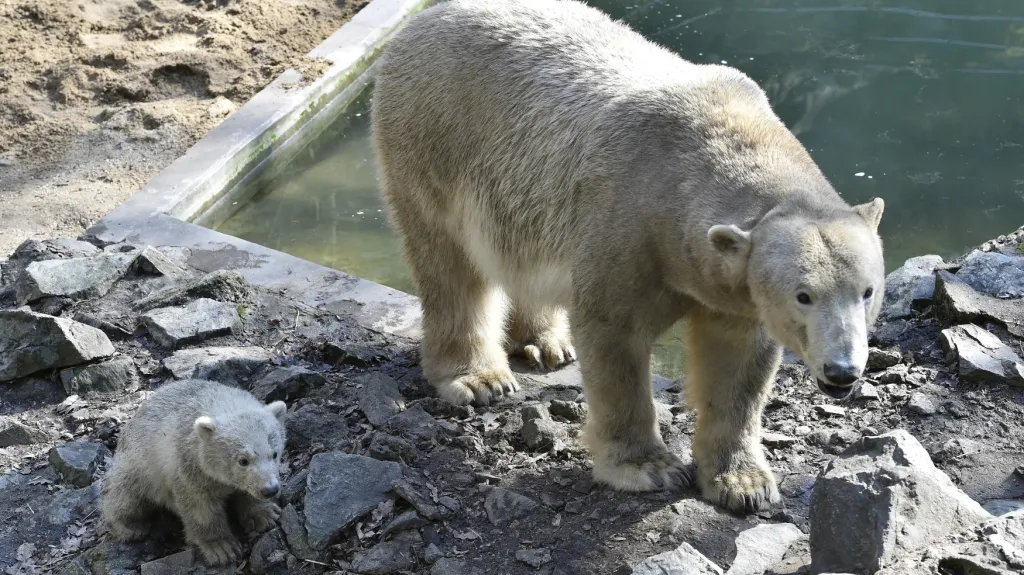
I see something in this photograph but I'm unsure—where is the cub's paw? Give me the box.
[435,367,519,406]
[198,537,243,566]
[239,502,281,534]
[700,466,780,514]
[593,449,691,492]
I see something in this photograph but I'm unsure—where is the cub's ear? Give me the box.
[708,224,752,260]
[853,197,884,230]
[194,416,217,441]
[265,401,287,423]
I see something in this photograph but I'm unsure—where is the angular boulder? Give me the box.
[955,250,1024,298]
[141,298,242,349]
[632,541,723,575]
[0,310,114,383]
[725,523,804,575]
[59,356,139,395]
[810,430,991,574]
[303,453,402,550]
[163,346,273,387]
[934,270,1024,337]
[939,324,1024,387]
[15,252,135,303]
[881,255,943,319]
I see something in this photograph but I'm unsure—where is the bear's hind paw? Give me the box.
[435,368,519,406]
[198,538,242,566]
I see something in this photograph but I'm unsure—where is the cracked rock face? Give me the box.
[810,430,991,574]
[940,324,1024,387]
[0,309,114,382]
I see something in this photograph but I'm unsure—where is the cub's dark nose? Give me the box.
[261,484,280,498]
[823,362,860,386]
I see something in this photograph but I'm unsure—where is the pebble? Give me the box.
[762,433,799,448]
[484,487,540,526]
[814,405,847,418]
[908,392,938,416]
[516,547,553,569]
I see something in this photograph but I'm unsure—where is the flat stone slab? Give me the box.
[250,366,326,404]
[726,523,804,575]
[0,309,115,383]
[303,453,402,550]
[935,270,1024,337]
[484,487,539,527]
[0,417,52,447]
[955,250,1024,298]
[137,269,251,311]
[632,541,723,574]
[141,298,242,349]
[60,356,139,395]
[15,252,136,303]
[939,324,1024,387]
[163,346,273,387]
[49,440,110,488]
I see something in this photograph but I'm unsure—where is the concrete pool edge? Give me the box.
[90,0,432,245]
[85,0,432,338]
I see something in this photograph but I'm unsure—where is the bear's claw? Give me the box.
[703,468,780,514]
[435,368,520,406]
[198,538,242,566]
[592,450,692,492]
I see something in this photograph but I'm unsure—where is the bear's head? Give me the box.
[193,401,287,500]
[709,198,885,400]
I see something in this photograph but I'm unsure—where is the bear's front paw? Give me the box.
[198,537,242,566]
[239,502,281,534]
[592,449,691,492]
[435,368,519,406]
[701,466,780,514]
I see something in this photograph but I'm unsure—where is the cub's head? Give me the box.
[709,198,885,400]
[193,401,287,500]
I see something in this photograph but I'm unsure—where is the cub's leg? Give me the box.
[229,492,281,535]
[574,305,689,491]
[506,304,575,370]
[99,472,156,541]
[401,224,517,406]
[172,486,242,566]
[684,307,782,513]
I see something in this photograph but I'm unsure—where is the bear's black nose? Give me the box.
[823,362,859,386]
[261,484,280,498]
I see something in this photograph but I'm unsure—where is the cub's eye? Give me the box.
[238,457,250,467]
[272,452,279,460]
[863,287,874,300]
[796,293,812,305]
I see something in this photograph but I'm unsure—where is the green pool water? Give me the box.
[215,0,1024,379]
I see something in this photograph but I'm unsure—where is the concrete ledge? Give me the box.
[90,0,432,244]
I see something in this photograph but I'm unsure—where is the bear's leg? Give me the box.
[684,308,782,513]
[505,304,575,370]
[173,487,242,565]
[228,491,281,535]
[400,225,517,406]
[574,308,689,491]
[99,473,155,541]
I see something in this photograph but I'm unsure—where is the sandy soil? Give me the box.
[0,0,366,258]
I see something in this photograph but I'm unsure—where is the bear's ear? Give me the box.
[708,224,752,260]
[194,416,217,441]
[265,401,287,423]
[853,197,884,230]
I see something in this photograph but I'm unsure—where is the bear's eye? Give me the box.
[272,451,279,460]
[796,293,812,305]
[238,457,250,467]
[863,287,874,300]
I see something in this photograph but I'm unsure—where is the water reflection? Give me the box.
[216,0,1024,379]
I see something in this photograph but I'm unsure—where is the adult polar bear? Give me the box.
[371,0,885,512]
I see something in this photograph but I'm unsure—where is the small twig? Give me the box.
[303,559,330,566]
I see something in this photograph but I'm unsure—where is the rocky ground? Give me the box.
[0,231,1022,575]
[0,0,365,256]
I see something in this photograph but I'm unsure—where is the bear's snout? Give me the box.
[260,482,280,498]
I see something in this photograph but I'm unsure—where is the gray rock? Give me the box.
[284,404,349,452]
[324,341,387,367]
[548,399,587,422]
[391,481,452,520]
[279,504,317,561]
[940,324,1024,387]
[251,366,326,404]
[955,250,1024,298]
[853,382,879,400]
[16,252,135,303]
[632,542,723,575]
[303,453,402,550]
[907,392,938,415]
[423,543,444,565]
[0,309,115,382]
[60,356,139,395]
[516,547,552,569]
[367,432,415,462]
[983,499,1024,517]
[930,437,986,463]
[141,298,242,349]
[135,246,189,280]
[356,372,406,426]
[881,255,943,319]
[877,364,909,385]
[140,549,197,575]
[249,529,288,575]
[521,403,550,422]
[814,404,846,418]
[484,487,540,526]
[386,405,441,441]
[521,417,569,451]
[49,440,110,487]
[432,559,475,575]
[137,269,251,311]
[762,433,799,448]
[867,347,903,371]
[0,475,97,568]
[725,523,804,575]
[809,430,992,574]
[0,417,51,447]
[381,510,429,537]
[350,531,421,575]
[163,346,273,386]
[935,270,1024,337]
